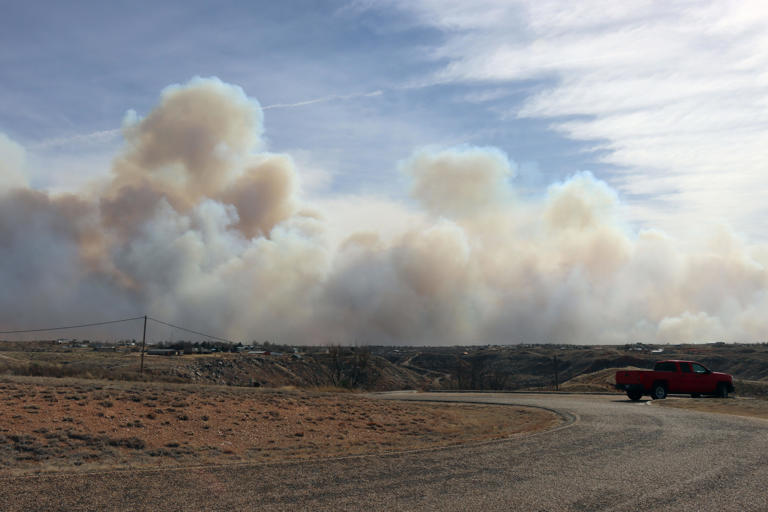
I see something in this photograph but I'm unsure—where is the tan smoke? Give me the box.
[116,77,261,199]
[3,77,768,345]
[102,77,266,238]
[218,155,297,239]
[403,147,513,217]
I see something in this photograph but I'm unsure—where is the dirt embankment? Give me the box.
[559,367,641,392]
[0,376,560,474]
[0,346,436,391]
[168,353,431,390]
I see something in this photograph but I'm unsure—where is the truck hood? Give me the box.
[712,371,732,380]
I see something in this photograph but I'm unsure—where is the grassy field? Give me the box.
[658,396,768,421]
[0,375,560,475]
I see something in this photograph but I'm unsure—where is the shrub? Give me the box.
[108,437,145,450]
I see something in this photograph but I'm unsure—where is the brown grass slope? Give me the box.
[559,367,642,392]
[0,375,559,474]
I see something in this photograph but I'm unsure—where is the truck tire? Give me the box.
[627,390,643,401]
[716,383,729,398]
[651,383,667,400]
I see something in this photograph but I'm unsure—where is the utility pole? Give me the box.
[553,355,559,391]
[139,315,147,376]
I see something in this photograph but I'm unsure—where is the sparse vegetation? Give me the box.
[0,375,558,474]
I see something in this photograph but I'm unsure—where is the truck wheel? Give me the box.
[627,390,643,401]
[651,383,667,400]
[716,383,728,398]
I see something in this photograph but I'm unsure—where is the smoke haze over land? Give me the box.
[2,77,768,345]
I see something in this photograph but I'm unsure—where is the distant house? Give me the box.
[147,348,181,356]
[92,345,117,352]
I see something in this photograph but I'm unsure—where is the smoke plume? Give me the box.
[2,77,768,345]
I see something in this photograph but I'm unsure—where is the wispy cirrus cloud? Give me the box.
[391,0,768,238]
[27,128,122,150]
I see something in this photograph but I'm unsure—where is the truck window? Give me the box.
[691,363,708,374]
[679,362,691,373]
[654,362,677,372]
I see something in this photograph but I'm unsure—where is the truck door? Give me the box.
[677,362,694,393]
[690,363,713,393]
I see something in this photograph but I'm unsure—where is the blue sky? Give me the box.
[1,1,605,200]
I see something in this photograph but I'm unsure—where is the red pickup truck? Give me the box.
[615,360,734,401]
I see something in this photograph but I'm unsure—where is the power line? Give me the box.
[0,316,145,335]
[0,314,240,346]
[147,317,239,345]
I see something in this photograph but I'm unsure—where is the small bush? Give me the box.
[108,437,145,450]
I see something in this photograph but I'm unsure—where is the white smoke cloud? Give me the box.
[2,77,768,345]
[403,146,514,218]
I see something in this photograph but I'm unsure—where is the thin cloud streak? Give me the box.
[263,90,383,110]
[28,129,122,150]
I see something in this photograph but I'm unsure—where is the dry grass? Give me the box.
[732,379,768,399]
[658,396,768,421]
[0,376,559,475]
[559,367,641,393]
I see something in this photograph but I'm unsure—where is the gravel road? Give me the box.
[2,392,767,511]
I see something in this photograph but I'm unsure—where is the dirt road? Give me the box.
[2,392,768,511]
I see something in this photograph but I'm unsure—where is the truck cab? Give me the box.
[615,360,734,401]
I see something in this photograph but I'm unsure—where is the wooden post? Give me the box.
[553,355,559,391]
[139,315,147,376]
